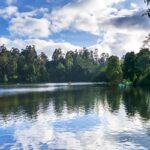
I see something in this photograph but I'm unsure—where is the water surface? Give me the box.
[0,83,150,150]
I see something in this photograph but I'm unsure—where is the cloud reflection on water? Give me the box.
[0,85,150,149]
[0,102,149,150]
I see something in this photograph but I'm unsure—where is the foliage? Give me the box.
[122,52,136,81]
[0,45,109,83]
[0,34,150,85]
[106,56,122,84]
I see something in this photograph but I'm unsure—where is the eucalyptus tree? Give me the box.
[106,56,123,84]
[123,52,136,81]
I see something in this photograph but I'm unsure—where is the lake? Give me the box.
[0,83,150,150]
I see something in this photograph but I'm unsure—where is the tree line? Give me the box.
[0,35,150,85]
[0,45,103,83]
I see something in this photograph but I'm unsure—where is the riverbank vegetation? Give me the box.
[0,34,149,85]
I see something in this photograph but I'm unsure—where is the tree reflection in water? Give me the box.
[0,86,150,120]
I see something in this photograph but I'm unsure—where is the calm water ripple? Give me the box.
[0,83,150,150]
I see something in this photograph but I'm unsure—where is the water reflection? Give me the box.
[123,87,150,120]
[0,85,150,149]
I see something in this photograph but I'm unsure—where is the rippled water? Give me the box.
[0,83,150,150]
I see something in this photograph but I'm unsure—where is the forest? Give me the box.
[0,34,150,85]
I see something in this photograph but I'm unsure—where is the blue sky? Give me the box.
[0,0,149,57]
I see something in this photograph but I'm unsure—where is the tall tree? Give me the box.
[135,48,150,85]
[38,52,49,82]
[52,48,63,61]
[136,48,150,80]
[106,56,122,84]
[0,45,10,82]
[123,52,136,81]
[18,45,39,82]
[99,53,109,67]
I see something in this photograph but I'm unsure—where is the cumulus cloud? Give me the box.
[1,98,149,149]
[47,0,150,56]
[8,7,50,38]
[89,30,148,57]
[48,0,131,34]
[0,6,18,19]
[0,0,149,56]
[0,37,81,58]
[9,17,50,38]
[0,6,50,38]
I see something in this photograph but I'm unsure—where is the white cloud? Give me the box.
[0,0,149,56]
[6,7,50,38]
[0,6,18,19]
[0,6,50,38]
[0,37,81,59]
[46,0,149,56]
[49,0,144,36]
[48,0,127,34]
[1,98,149,150]
[89,30,148,57]
[9,17,50,38]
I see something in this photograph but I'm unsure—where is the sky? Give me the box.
[0,0,149,58]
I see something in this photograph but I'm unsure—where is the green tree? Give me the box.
[99,53,109,67]
[38,52,49,82]
[106,56,122,84]
[65,51,74,71]
[56,62,66,81]
[123,52,136,81]
[135,48,150,81]
[135,48,150,85]
[52,48,63,61]
[17,45,39,82]
[0,45,10,82]
[143,34,150,48]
